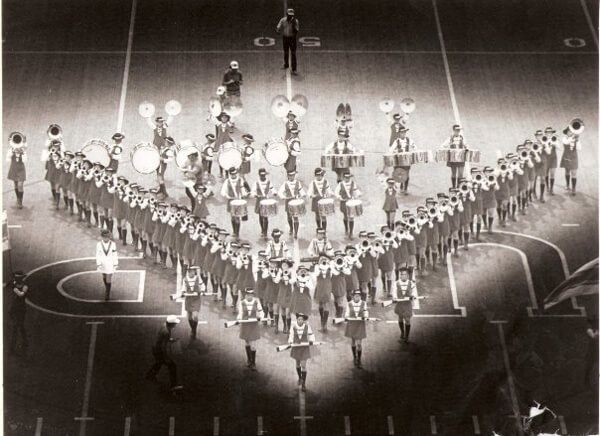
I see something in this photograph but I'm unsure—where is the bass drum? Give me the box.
[218,142,242,169]
[81,139,111,167]
[263,138,289,166]
[131,142,161,174]
[175,140,200,169]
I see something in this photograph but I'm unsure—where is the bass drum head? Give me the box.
[81,139,110,167]
[131,142,160,174]
[264,140,289,166]
[218,147,242,169]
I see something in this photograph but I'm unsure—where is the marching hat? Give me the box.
[158,202,168,207]
[112,133,125,141]
[316,228,326,235]
[452,124,462,130]
[483,166,494,172]
[75,151,85,157]
[334,250,344,256]
[417,205,427,212]
[367,232,377,238]
[425,197,435,203]
[401,210,411,217]
[244,287,254,294]
[155,116,165,123]
[289,128,300,134]
[230,60,239,69]
[257,250,267,257]
[205,133,216,141]
[242,134,255,142]
[241,242,251,249]
[217,112,230,121]
[229,167,239,175]
[386,178,395,184]
[209,223,218,229]
[189,266,200,271]
[272,228,282,236]
[180,205,191,212]
[296,313,308,320]
[352,289,362,295]
[358,230,368,237]
[287,8,295,15]
[93,161,104,168]
[165,136,175,145]
[287,169,297,176]
[449,187,459,193]
[287,110,297,117]
[535,129,543,136]
[104,167,115,173]
[137,187,148,194]
[64,151,75,158]
[230,242,240,250]
[117,175,127,181]
[524,139,533,145]
[345,245,357,252]
[314,167,325,176]
[337,128,350,137]
[148,188,159,195]
[544,126,556,133]
[101,229,111,237]
[343,171,352,178]
[218,229,229,235]
[470,167,480,174]
[399,126,409,132]
[258,168,268,175]
[399,266,409,272]
[437,192,448,198]
[166,315,180,324]
[392,113,401,120]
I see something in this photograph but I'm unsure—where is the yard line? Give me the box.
[344,416,351,435]
[257,416,264,435]
[116,0,138,133]
[558,415,568,434]
[561,223,580,227]
[123,417,131,436]
[35,417,43,436]
[169,417,175,436]
[445,253,468,317]
[429,416,438,434]
[5,50,598,55]
[472,415,481,434]
[490,321,524,436]
[76,322,104,436]
[7,224,22,229]
[213,417,220,436]
[579,0,599,49]
[431,0,460,124]
[387,415,395,435]
[294,388,313,436]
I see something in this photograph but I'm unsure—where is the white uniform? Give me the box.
[96,240,118,274]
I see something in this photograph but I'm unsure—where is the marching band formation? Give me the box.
[6,65,586,392]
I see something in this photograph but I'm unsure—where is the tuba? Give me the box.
[47,124,62,140]
[9,132,26,149]
[568,118,584,135]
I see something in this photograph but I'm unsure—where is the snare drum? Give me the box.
[317,198,335,216]
[218,142,242,169]
[412,150,429,164]
[321,153,365,169]
[81,139,111,167]
[465,149,481,163]
[175,141,200,169]
[448,149,466,163]
[287,199,306,217]
[434,149,449,163]
[263,138,289,166]
[345,199,363,218]
[259,199,278,217]
[131,142,161,174]
[230,199,248,217]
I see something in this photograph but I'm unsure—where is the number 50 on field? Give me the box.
[254,36,321,47]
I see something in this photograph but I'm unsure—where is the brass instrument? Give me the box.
[428,206,438,217]
[297,267,310,278]
[449,194,459,206]
[459,182,470,193]
[318,257,330,268]
[439,198,449,208]
[519,150,529,160]
[361,240,370,249]
[333,254,346,268]
[47,124,62,140]
[417,211,429,222]
[373,239,383,250]
[488,174,496,184]
[474,173,484,182]
[568,118,584,135]
[407,216,417,226]
[383,230,395,240]
[499,163,508,172]
[531,143,541,153]
[9,132,26,149]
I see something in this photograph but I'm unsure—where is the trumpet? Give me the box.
[407,216,417,226]
[541,135,549,144]
[47,124,62,140]
[449,194,459,206]
[531,143,541,153]
[439,198,449,208]
[499,163,508,172]
[333,254,346,267]
[488,174,496,184]
[361,240,370,249]
[459,182,470,193]
[474,173,484,182]
[318,257,330,268]
[568,118,584,135]
[519,150,529,160]
[428,206,438,217]
[383,230,395,240]
[373,240,383,250]
[417,211,429,222]
[297,267,310,278]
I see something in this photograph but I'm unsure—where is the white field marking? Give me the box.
[561,223,580,227]
[344,416,351,435]
[8,224,22,229]
[579,0,599,48]
[286,68,293,101]
[294,388,313,436]
[116,0,138,132]
[558,415,568,434]
[387,415,395,435]
[123,417,131,436]
[75,322,103,436]
[431,0,460,124]
[177,257,184,316]
[257,416,264,435]
[490,321,524,436]
[56,270,145,303]
[429,416,438,434]
[169,417,175,436]
[493,230,586,316]
[441,253,468,317]
[213,417,220,436]
[5,50,598,55]
[472,415,481,434]
[35,417,43,436]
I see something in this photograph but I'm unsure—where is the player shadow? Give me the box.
[183,338,212,355]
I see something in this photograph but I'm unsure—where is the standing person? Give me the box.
[237,288,264,370]
[382,178,399,229]
[96,229,118,300]
[252,168,277,238]
[313,256,335,332]
[284,129,301,174]
[307,228,334,259]
[335,172,361,239]
[441,124,468,189]
[284,111,299,140]
[532,130,549,203]
[145,315,183,392]
[288,313,315,391]
[108,133,124,172]
[388,126,415,194]
[278,169,306,239]
[265,228,292,259]
[146,115,174,198]
[392,267,418,343]
[180,151,203,210]
[544,127,558,195]
[6,134,27,209]
[8,271,29,354]
[307,167,333,231]
[222,61,243,97]
[174,266,204,341]
[220,168,249,238]
[561,127,581,196]
[344,290,369,368]
[276,8,300,75]
[201,133,216,175]
[325,129,358,183]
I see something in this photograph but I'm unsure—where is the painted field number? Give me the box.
[254,36,321,47]
[564,37,586,48]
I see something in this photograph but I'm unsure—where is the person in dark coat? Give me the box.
[146,316,182,392]
[8,271,29,353]
[276,9,300,74]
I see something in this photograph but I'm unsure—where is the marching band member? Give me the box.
[201,225,220,294]
[252,168,276,238]
[98,168,116,230]
[442,124,467,189]
[239,134,256,176]
[425,198,441,269]
[344,290,369,368]
[265,228,291,259]
[392,267,418,342]
[162,203,180,268]
[263,260,281,327]
[481,166,498,233]
[544,127,558,195]
[175,207,192,272]
[151,202,168,265]
[377,227,396,296]
[469,168,484,240]
[388,113,407,146]
[191,182,213,220]
[96,229,118,300]
[145,315,182,392]
[275,259,295,333]
[495,159,511,227]
[201,133,216,174]
[211,229,229,305]
[307,228,334,259]
[222,60,243,97]
[414,206,429,274]
[505,155,520,222]
[335,171,361,239]
[181,151,203,210]
[215,112,234,147]
[220,167,249,238]
[235,243,256,311]
[278,169,306,239]
[290,266,314,318]
[382,178,399,229]
[254,251,271,317]
[515,147,530,216]
[366,233,382,303]
[8,271,29,353]
[525,139,537,203]
[86,161,104,225]
[174,266,204,340]
[325,128,357,182]
[388,126,414,194]
[142,188,159,259]
[146,115,174,197]
[113,178,131,244]
[108,133,124,171]
[331,251,350,316]
[313,255,336,332]
[222,240,239,304]
[344,245,362,298]
[288,313,315,392]
[42,126,64,201]
[58,152,74,211]
[447,189,463,255]
[284,128,301,174]
[237,288,264,370]
[533,129,549,203]
[6,135,27,209]
[307,167,333,230]
[561,126,581,196]
[457,179,475,250]
[70,152,86,217]
[284,111,299,140]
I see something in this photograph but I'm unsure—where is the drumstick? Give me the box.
[381,296,427,307]
[224,318,261,328]
[332,317,380,325]
[276,341,323,352]
[170,291,219,300]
